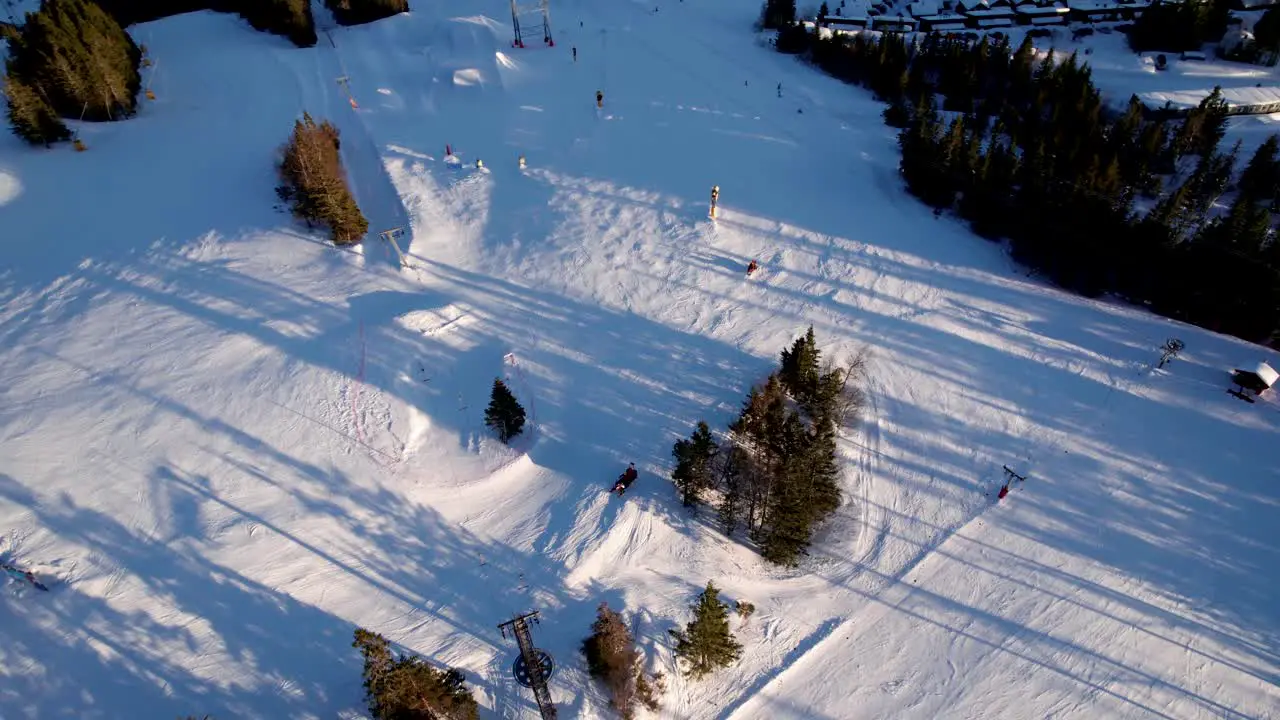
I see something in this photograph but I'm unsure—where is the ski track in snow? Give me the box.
[1,1,1280,719]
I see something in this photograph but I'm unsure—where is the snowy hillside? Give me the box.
[2,0,1278,718]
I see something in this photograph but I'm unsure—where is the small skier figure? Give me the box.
[746,259,759,276]
[997,483,1010,500]
[777,82,782,98]
[596,90,604,109]
[613,463,638,495]
[572,46,577,61]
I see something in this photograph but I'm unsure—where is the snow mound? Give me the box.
[0,169,21,206]
[452,67,488,87]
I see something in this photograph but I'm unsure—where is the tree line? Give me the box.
[2,0,413,148]
[671,327,865,566]
[1125,0,1231,53]
[3,0,140,145]
[324,0,408,27]
[93,0,406,41]
[772,15,1280,343]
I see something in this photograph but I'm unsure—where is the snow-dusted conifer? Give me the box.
[352,628,479,720]
[3,75,71,146]
[484,378,526,443]
[583,602,661,718]
[671,581,742,678]
[325,0,409,26]
[672,421,718,507]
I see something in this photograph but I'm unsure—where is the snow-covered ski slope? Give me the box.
[2,0,1278,717]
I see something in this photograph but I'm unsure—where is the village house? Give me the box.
[1014,0,1070,24]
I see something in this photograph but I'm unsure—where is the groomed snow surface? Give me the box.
[2,1,1278,718]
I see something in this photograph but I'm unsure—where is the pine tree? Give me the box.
[484,378,526,444]
[759,0,797,29]
[716,445,746,534]
[670,582,743,679]
[779,325,821,406]
[583,603,659,719]
[3,73,71,146]
[1239,135,1280,210]
[325,0,409,26]
[672,421,718,507]
[352,628,480,720]
[1256,8,1280,62]
[1196,194,1273,256]
[755,411,812,564]
[1196,87,1229,158]
[277,113,369,244]
[239,0,317,47]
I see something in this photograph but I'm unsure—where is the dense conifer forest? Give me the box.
[771,5,1280,343]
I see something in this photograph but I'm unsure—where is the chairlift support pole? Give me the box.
[379,227,408,268]
[509,0,553,48]
[497,610,557,719]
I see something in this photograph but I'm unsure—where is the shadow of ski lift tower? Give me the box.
[510,0,554,48]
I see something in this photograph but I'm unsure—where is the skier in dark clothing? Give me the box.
[613,463,638,494]
[746,259,759,276]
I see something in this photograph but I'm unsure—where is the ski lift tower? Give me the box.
[497,610,557,719]
[510,0,553,48]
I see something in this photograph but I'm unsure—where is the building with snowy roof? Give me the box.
[1069,0,1152,20]
[1231,361,1279,395]
[915,12,970,30]
[871,14,919,30]
[1015,1,1071,23]
[820,14,870,28]
[1231,0,1280,10]
[1139,85,1280,117]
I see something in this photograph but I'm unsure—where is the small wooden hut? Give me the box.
[1230,361,1279,396]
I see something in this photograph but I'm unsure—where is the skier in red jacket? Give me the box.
[614,463,638,494]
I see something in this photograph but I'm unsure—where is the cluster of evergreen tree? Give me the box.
[673,328,861,566]
[223,0,316,48]
[276,112,369,245]
[3,0,141,145]
[1126,0,1230,53]
[582,603,663,718]
[775,21,1280,342]
[92,0,223,26]
[93,0,317,47]
[669,581,743,679]
[325,0,409,27]
[1,0,328,145]
[352,629,480,720]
